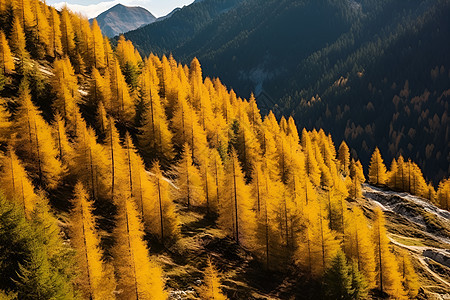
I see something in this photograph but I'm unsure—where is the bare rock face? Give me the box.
[423,249,450,268]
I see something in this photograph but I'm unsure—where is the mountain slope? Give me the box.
[91,4,156,37]
[124,0,450,183]
[362,185,450,297]
[123,0,244,54]
[155,184,450,299]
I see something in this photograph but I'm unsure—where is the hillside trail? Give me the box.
[389,235,450,288]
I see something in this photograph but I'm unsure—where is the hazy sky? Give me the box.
[48,0,195,18]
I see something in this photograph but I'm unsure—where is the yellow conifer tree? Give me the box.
[138,61,174,164]
[51,57,79,127]
[337,141,350,177]
[48,7,63,58]
[112,193,168,299]
[197,258,228,300]
[437,179,449,210]
[10,16,29,72]
[173,143,205,208]
[72,111,110,200]
[104,117,127,202]
[170,86,208,164]
[368,147,388,186]
[345,207,376,288]
[148,161,180,243]
[398,250,419,298]
[347,159,365,199]
[218,149,256,247]
[0,30,14,74]
[90,19,105,70]
[296,198,340,277]
[0,98,11,142]
[0,146,38,218]
[397,155,406,191]
[251,160,284,269]
[31,0,50,57]
[372,208,407,298]
[14,0,34,31]
[60,7,75,56]
[109,59,135,123]
[96,101,108,138]
[52,113,74,164]
[387,158,398,190]
[69,182,116,299]
[301,129,321,186]
[13,82,64,189]
[91,68,112,110]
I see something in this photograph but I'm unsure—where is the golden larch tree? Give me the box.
[138,61,174,164]
[208,148,226,213]
[197,258,228,300]
[31,0,51,57]
[96,101,108,138]
[295,198,340,278]
[301,129,321,186]
[398,250,419,298]
[69,182,116,299]
[91,68,112,110]
[90,19,105,70]
[170,86,208,164]
[60,7,75,56]
[0,30,14,74]
[13,82,64,189]
[0,97,11,142]
[345,207,376,288]
[148,161,180,243]
[72,112,110,200]
[109,59,135,123]
[337,141,350,177]
[0,146,38,218]
[52,113,74,164]
[218,149,256,247]
[368,147,388,186]
[387,158,398,190]
[112,192,168,299]
[251,160,284,269]
[48,7,63,58]
[10,16,29,71]
[104,117,127,202]
[437,179,449,210]
[51,57,79,127]
[123,133,180,244]
[14,0,35,31]
[173,143,205,208]
[347,159,365,199]
[372,208,407,298]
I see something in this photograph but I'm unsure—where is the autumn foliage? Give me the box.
[0,1,442,299]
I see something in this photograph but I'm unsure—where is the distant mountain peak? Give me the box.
[91,4,156,37]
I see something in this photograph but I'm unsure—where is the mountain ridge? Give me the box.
[90,4,156,38]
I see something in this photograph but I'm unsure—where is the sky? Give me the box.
[47,0,195,18]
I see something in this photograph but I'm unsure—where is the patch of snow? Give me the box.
[39,67,54,77]
[372,200,392,212]
[146,171,178,190]
[78,89,88,96]
[169,290,196,300]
